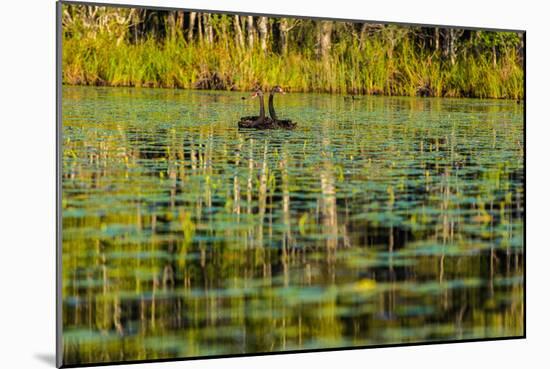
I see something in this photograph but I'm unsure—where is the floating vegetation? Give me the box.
[62,87,524,365]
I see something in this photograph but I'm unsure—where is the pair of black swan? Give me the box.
[238,86,296,130]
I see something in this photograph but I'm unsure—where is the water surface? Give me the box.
[62,86,524,365]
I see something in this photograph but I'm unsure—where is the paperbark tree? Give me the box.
[187,12,196,41]
[197,13,203,43]
[203,13,213,44]
[258,17,268,51]
[442,28,463,65]
[247,16,255,49]
[233,15,245,49]
[318,21,333,59]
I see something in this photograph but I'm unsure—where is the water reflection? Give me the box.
[62,86,524,365]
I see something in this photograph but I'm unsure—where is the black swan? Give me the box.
[268,86,297,129]
[238,88,275,129]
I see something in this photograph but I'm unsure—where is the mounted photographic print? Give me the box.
[56,1,525,367]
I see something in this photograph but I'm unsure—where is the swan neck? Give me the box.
[269,92,278,120]
[258,94,265,119]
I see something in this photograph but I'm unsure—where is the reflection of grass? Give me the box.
[61,88,524,364]
[63,34,523,99]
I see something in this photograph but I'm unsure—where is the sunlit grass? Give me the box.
[62,34,524,99]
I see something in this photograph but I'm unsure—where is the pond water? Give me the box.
[61,86,524,365]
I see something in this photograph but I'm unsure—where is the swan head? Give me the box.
[250,88,264,98]
[272,85,286,94]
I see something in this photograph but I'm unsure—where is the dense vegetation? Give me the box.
[62,4,524,99]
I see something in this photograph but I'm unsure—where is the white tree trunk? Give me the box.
[258,17,268,51]
[234,15,244,48]
[247,16,255,49]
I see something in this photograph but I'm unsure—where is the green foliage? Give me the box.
[61,4,524,98]
[475,31,521,52]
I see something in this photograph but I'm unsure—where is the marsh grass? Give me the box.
[62,33,523,99]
